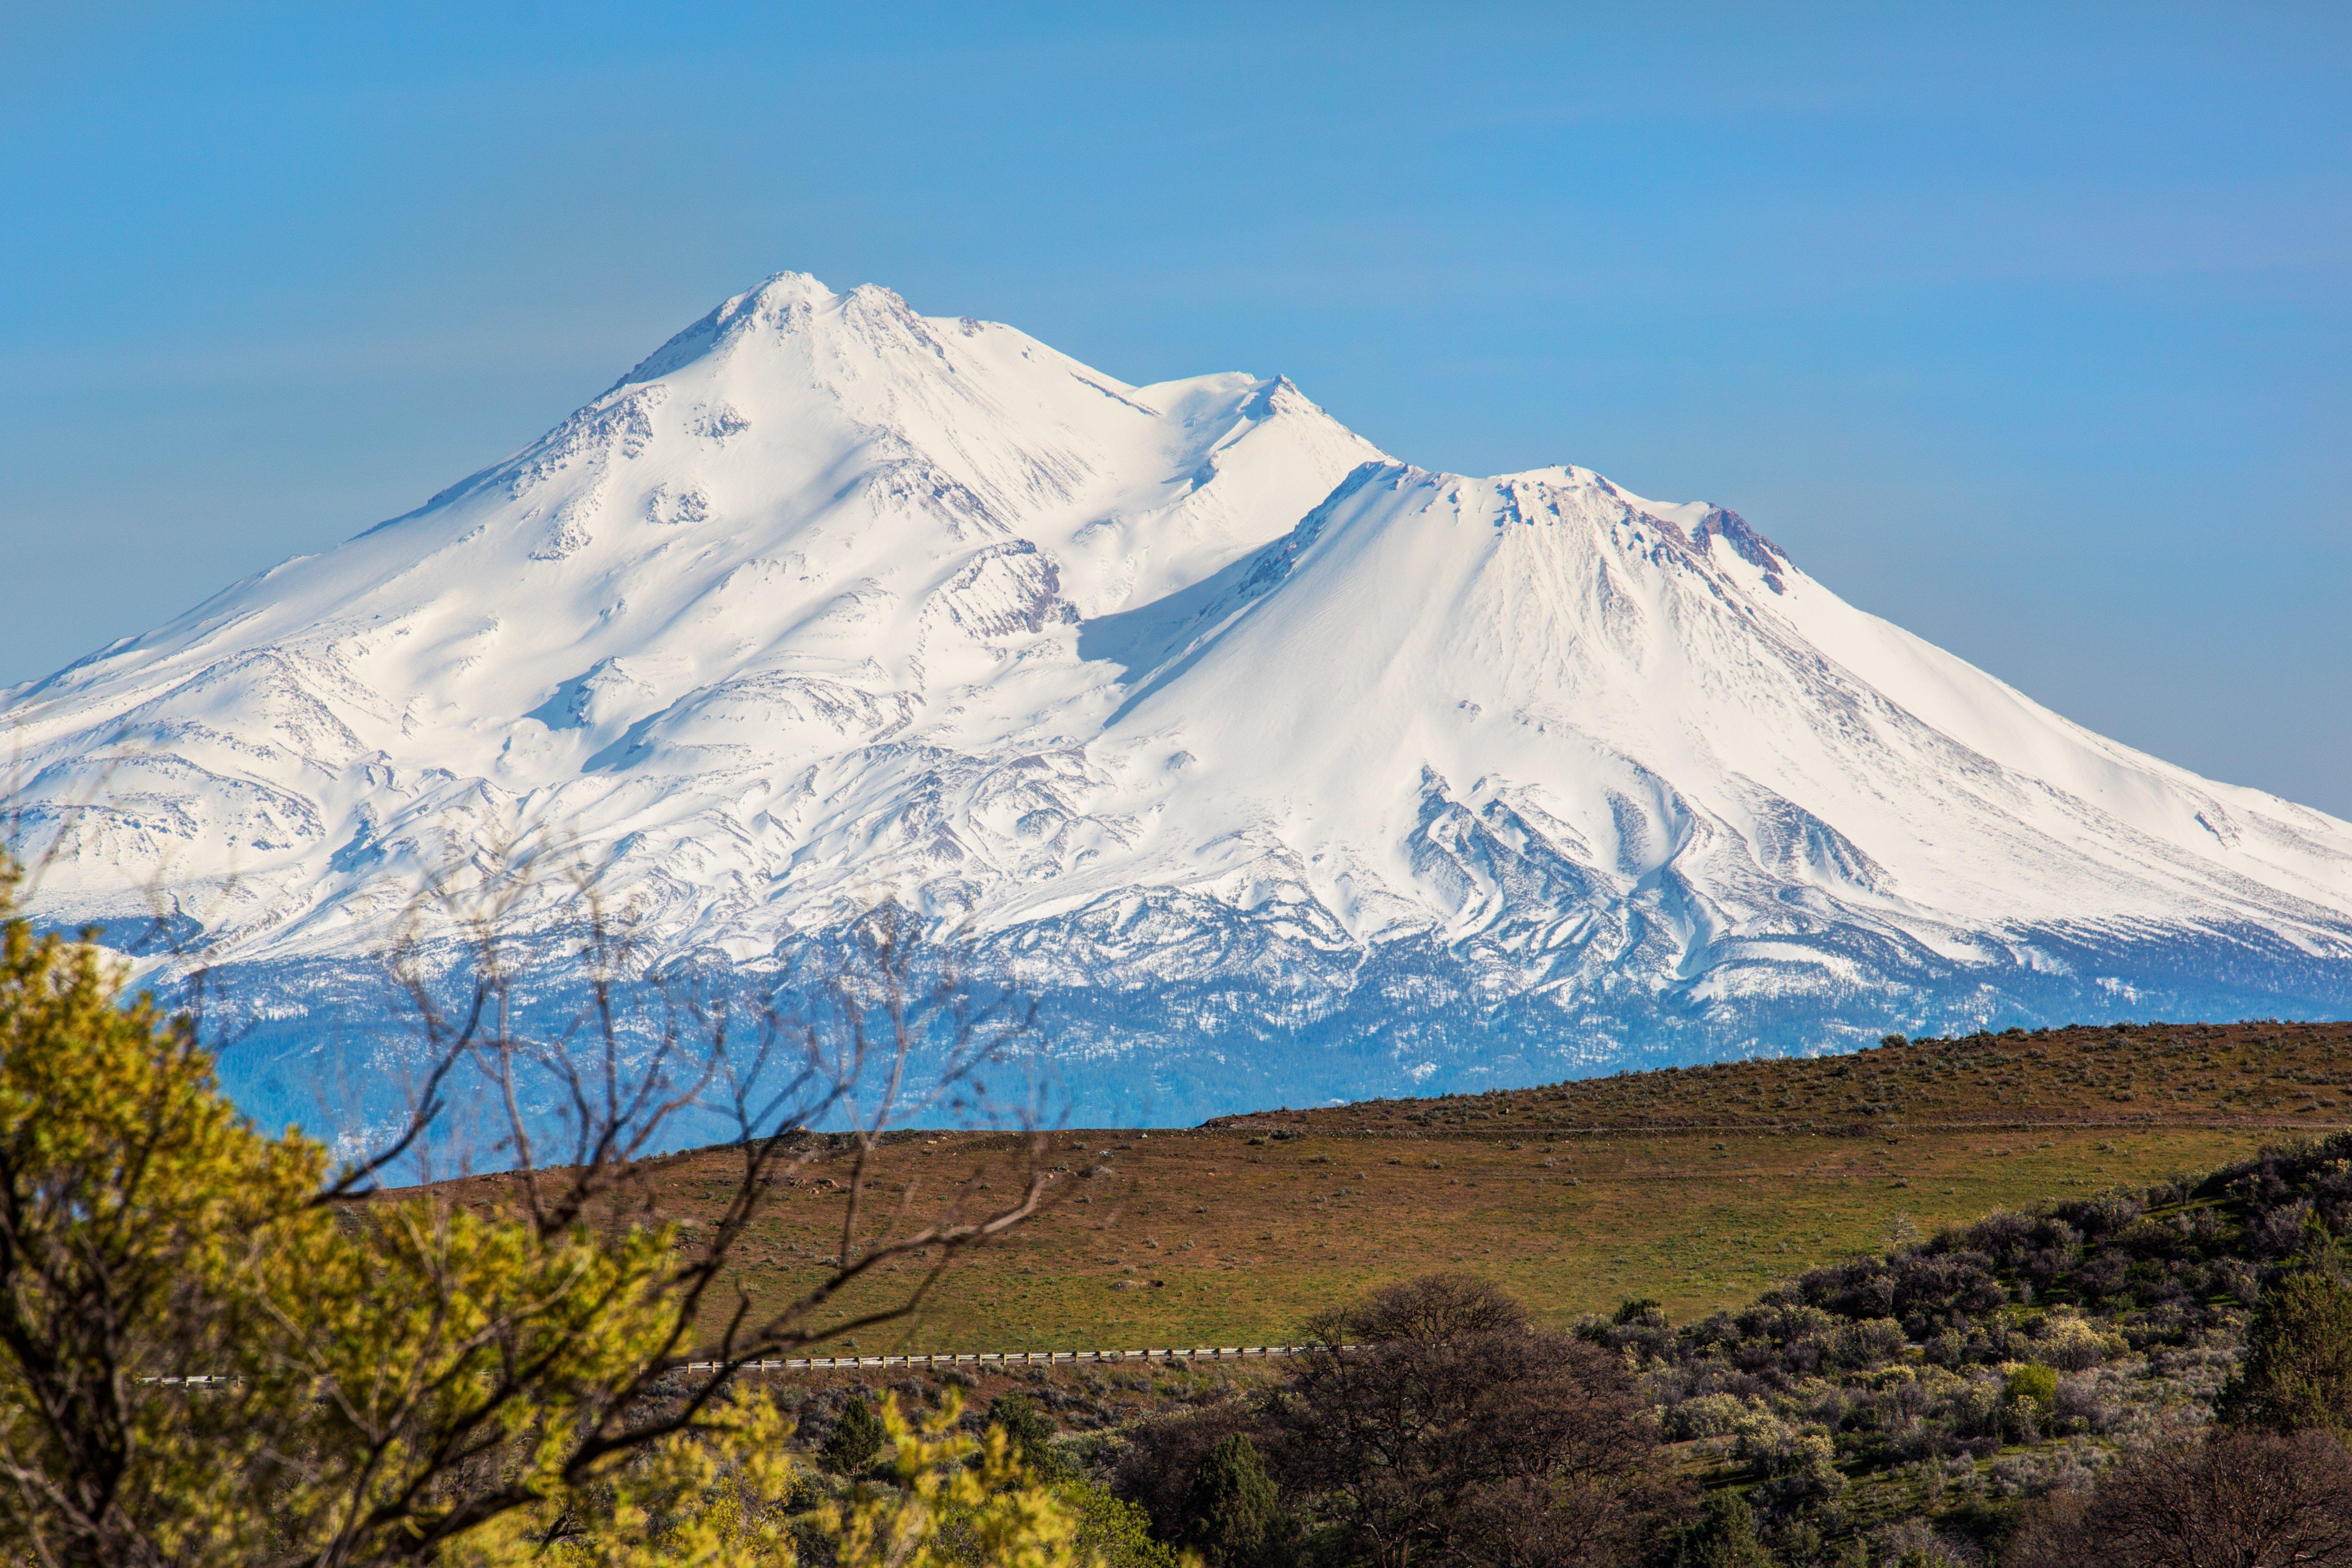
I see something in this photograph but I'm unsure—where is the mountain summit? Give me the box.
[12,273,2352,1123]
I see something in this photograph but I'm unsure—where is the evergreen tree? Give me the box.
[1677,1491,1773,1568]
[2216,1267,2352,1441]
[989,1392,1069,1480]
[1181,1434,1290,1568]
[825,1394,888,1474]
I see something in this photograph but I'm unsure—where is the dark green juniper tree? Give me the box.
[1180,1435,1290,1568]
[824,1395,888,1474]
[1675,1492,1772,1568]
[2217,1264,2352,1441]
[987,1393,1070,1481]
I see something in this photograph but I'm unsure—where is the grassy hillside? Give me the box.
[1210,1018,2352,1134]
[435,1020,2350,1351]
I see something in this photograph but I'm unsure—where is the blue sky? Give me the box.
[4,3,2347,811]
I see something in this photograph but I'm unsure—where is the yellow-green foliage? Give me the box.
[0,860,1094,1568]
[815,1394,1088,1568]
[441,1390,1129,1568]
[2002,1362,2058,1414]
[1055,1477,1186,1568]
[439,1392,804,1568]
[0,858,336,1560]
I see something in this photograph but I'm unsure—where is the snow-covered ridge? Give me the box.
[10,272,2351,1125]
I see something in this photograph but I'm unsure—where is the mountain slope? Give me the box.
[9,273,2351,1126]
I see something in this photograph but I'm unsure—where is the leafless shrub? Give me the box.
[1260,1274,1684,1568]
[1112,1402,1265,1541]
[346,824,1061,1366]
[2005,1430,2352,1568]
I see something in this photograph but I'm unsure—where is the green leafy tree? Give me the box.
[2004,1363,2058,1412]
[1180,1434,1290,1568]
[2216,1267,2352,1440]
[2003,1362,2058,1442]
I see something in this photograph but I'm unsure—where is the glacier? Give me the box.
[9,270,2352,1130]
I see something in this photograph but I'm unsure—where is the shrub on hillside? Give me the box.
[1673,1492,1773,1567]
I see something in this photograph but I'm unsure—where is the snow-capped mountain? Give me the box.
[11,272,2352,1127]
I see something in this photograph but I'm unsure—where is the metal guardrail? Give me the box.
[682,1345,1334,1372]
[144,1344,1347,1387]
